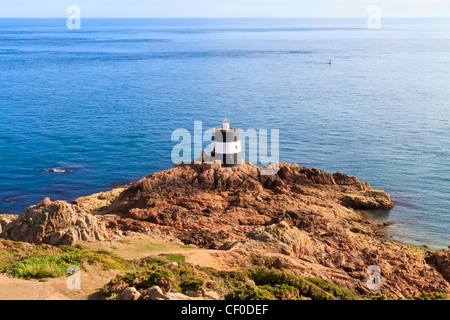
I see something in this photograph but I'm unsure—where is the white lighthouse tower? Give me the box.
[211,119,242,167]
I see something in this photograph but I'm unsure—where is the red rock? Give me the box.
[1,198,108,245]
[10,162,446,298]
[428,250,450,283]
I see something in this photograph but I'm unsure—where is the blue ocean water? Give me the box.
[0,18,449,249]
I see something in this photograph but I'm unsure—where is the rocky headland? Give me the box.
[1,162,449,300]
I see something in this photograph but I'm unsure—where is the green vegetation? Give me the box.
[105,293,119,301]
[144,269,174,292]
[361,291,450,301]
[362,291,399,300]
[413,292,449,300]
[0,241,374,301]
[246,266,358,300]
[102,264,209,297]
[0,241,131,279]
[140,257,171,267]
[3,239,446,301]
[140,254,186,267]
[180,276,205,292]
[260,284,300,300]
[401,244,429,257]
[102,271,152,296]
[304,276,359,300]
[159,253,185,264]
[225,283,276,300]
[101,258,362,300]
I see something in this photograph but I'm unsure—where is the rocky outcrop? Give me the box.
[144,285,218,300]
[236,221,450,298]
[0,214,18,235]
[245,221,321,257]
[90,162,449,298]
[2,161,447,299]
[73,187,127,214]
[1,198,108,245]
[428,250,450,283]
[101,162,394,249]
[113,285,219,301]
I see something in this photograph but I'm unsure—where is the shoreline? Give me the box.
[1,162,449,299]
[0,164,445,252]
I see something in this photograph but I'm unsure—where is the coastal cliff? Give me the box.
[1,162,449,300]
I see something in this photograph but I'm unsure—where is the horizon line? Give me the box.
[1,16,450,19]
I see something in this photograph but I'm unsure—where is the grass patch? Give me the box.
[159,254,185,264]
[0,242,132,279]
[140,257,170,267]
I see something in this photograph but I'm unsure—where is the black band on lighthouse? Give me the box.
[211,120,242,167]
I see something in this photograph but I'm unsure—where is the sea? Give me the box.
[0,18,449,249]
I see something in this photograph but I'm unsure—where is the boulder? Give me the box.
[73,187,127,214]
[1,198,108,245]
[147,286,167,300]
[0,214,18,235]
[428,250,450,283]
[201,289,220,300]
[117,287,141,300]
[165,292,197,300]
[339,191,395,210]
[246,221,322,256]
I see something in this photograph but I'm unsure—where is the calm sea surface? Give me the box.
[0,18,449,249]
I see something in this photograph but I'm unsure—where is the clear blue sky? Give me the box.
[1,0,450,18]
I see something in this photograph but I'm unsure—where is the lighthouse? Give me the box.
[211,119,242,167]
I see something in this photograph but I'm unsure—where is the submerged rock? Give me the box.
[43,168,73,173]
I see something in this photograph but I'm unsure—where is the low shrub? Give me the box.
[246,267,356,300]
[260,284,300,300]
[144,269,174,292]
[304,276,359,300]
[362,291,399,300]
[225,283,276,300]
[414,292,449,300]
[180,276,205,292]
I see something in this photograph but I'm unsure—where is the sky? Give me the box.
[0,0,450,18]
